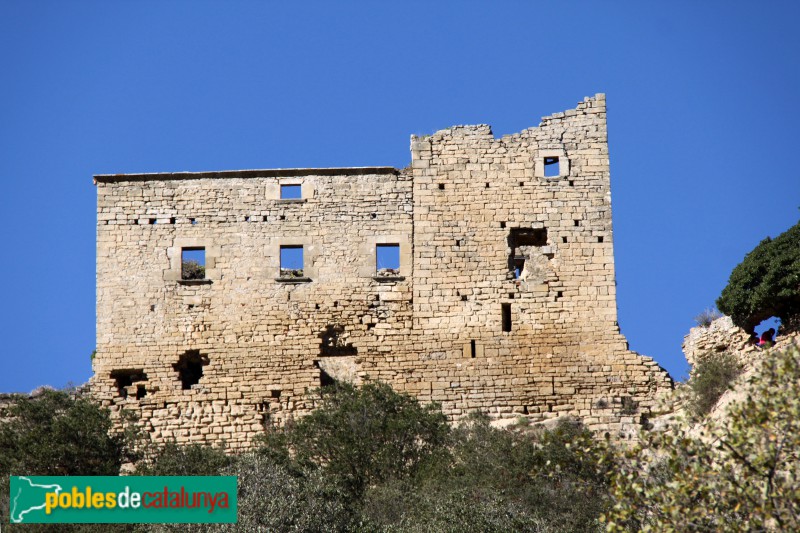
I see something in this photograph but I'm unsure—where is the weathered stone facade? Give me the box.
[92,94,672,449]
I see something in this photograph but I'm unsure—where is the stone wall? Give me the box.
[683,316,796,368]
[92,95,673,449]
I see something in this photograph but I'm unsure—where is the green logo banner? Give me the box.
[9,476,237,524]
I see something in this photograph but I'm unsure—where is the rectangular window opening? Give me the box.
[376,243,400,276]
[280,245,304,278]
[280,184,302,199]
[544,156,560,177]
[502,303,512,332]
[470,339,476,358]
[181,248,206,280]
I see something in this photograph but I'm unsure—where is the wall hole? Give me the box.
[190,218,197,225]
[169,217,176,224]
[461,295,468,301]
[470,339,476,358]
[574,219,580,227]
[136,385,147,399]
[597,236,604,243]
[501,303,512,332]
[279,215,285,221]
[370,213,377,219]
[319,324,358,357]
[149,218,156,225]
[110,369,147,399]
[438,183,445,190]
[173,350,208,390]
[569,180,574,186]
[519,181,524,187]
[271,389,281,398]
[562,236,568,243]
[508,293,515,299]
[500,221,506,228]
[508,228,547,278]
[485,183,490,188]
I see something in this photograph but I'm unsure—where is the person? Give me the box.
[759,328,776,347]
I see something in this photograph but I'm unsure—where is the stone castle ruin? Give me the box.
[92,94,672,449]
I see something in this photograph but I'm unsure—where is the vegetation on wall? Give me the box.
[686,351,741,417]
[717,220,800,333]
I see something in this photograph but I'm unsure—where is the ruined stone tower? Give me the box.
[92,94,672,449]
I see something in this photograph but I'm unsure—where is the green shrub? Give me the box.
[181,260,205,280]
[0,389,124,477]
[687,352,741,417]
[261,381,450,499]
[0,389,132,533]
[135,442,232,476]
[359,414,614,533]
[717,220,800,333]
[605,345,800,531]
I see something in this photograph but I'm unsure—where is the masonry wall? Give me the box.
[93,95,672,449]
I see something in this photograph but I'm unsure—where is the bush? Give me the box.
[181,260,205,280]
[359,414,614,532]
[717,220,800,333]
[687,351,741,417]
[0,389,124,477]
[262,381,450,499]
[693,307,722,327]
[605,345,800,531]
[135,441,232,476]
[0,389,131,533]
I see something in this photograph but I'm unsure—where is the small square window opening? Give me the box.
[544,156,560,178]
[280,184,302,200]
[181,248,206,280]
[376,244,400,276]
[280,245,304,278]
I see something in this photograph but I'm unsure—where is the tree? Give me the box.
[717,220,800,333]
[604,345,800,531]
[262,381,450,499]
[0,389,129,532]
[0,389,124,477]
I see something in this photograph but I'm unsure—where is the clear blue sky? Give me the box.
[1,1,798,392]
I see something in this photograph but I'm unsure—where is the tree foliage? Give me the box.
[0,389,131,533]
[717,220,800,333]
[604,344,800,531]
[687,351,741,418]
[262,381,450,499]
